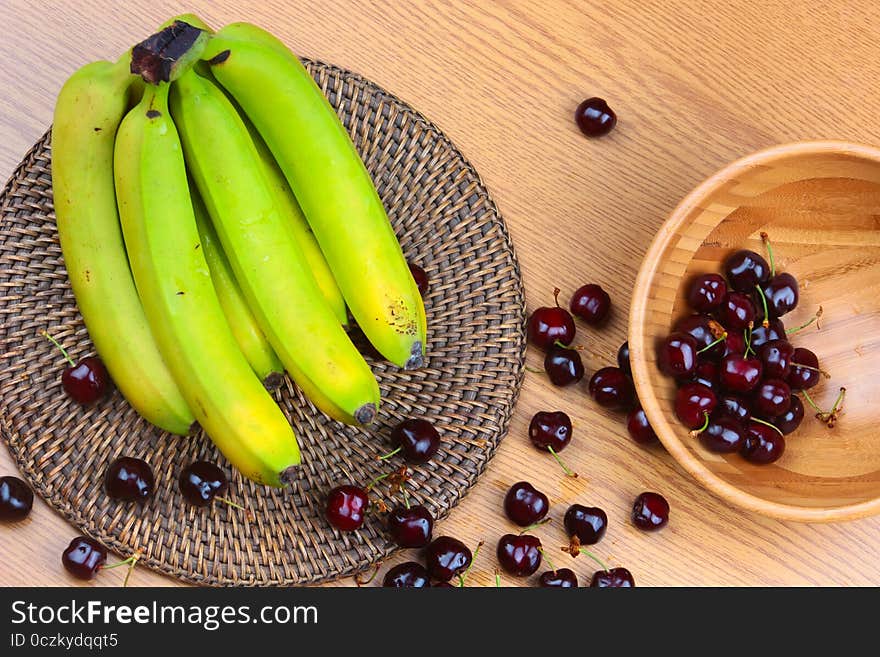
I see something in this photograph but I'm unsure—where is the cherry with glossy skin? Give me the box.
[724,249,770,292]
[105,457,154,502]
[497,534,542,576]
[759,339,794,379]
[695,416,745,453]
[408,262,429,297]
[564,504,608,544]
[527,288,575,350]
[721,330,746,358]
[425,536,472,581]
[687,273,728,312]
[720,353,763,393]
[539,568,578,588]
[716,393,752,424]
[569,283,611,325]
[718,292,756,330]
[657,332,698,378]
[389,418,441,464]
[761,272,799,318]
[626,407,659,445]
[675,315,724,360]
[325,484,369,532]
[575,97,616,137]
[503,481,549,527]
[674,382,717,428]
[588,366,634,410]
[590,567,635,588]
[42,330,111,406]
[631,492,669,531]
[528,411,572,452]
[773,395,804,435]
[62,536,107,580]
[388,504,434,547]
[753,379,792,418]
[179,461,228,507]
[617,341,631,374]
[786,348,821,390]
[693,359,719,391]
[0,476,33,521]
[750,318,785,349]
[741,421,785,464]
[383,562,431,588]
[544,346,584,386]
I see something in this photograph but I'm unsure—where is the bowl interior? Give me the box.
[630,142,880,521]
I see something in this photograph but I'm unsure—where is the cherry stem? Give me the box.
[554,340,581,351]
[519,518,551,535]
[689,411,710,437]
[708,319,727,340]
[525,366,545,374]
[102,551,141,587]
[744,328,756,357]
[800,388,823,414]
[377,446,402,461]
[40,330,75,367]
[553,287,562,308]
[402,485,410,510]
[574,546,609,572]
[495,569,501,587]
[754,285,770,328]
[537,546,556,572]
[760,232,776,277]
[802,388,846,426]
[365,472,390,491]
[457,540,484,587]
[697,334,726,355]
[547,445,578,478]
[215,496,253,521]
[354,563,381,587]
[790,362,831,379]
[751,416,784,437]
[786,306,823,335]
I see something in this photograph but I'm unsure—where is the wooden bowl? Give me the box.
[629,141,880,523]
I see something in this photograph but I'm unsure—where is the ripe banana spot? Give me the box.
[93,127,102,132]
[207,49,231,66]
[146,109,161,119]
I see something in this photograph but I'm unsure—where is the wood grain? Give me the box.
[2,0,880,586]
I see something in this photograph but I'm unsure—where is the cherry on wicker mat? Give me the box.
[387,418,441,464]
[105,456,154,502]
[575,97,617,137]
[588,366,634,410]
[62,536,107,580]
[657,332,698,378]
[325,484,369,532]
[388,504,434,548]
[772,395,804,435]
[539,568,578,588]
[569,283,611,325]
[408,262,429,297]
[0,476,33,521]
[617,341,631,374]
[42,330,110,405]
[425,536,472,582]
[590,567,635,588]
[544,345,584,386]
[383,562,431,588]
[179,461,228,506]
[503,481,549,527]
[564,504,608,545]
[741,421,785,464]
[724,249,770,292]
[528,288,575,349]
[686,273,727,312]
[626,407,659,445]
[497,534,542,577]
[631,492,669,531]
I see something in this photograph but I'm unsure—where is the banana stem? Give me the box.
[130,21,209,84]
[41,330,75,367]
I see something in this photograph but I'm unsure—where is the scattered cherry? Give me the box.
[626,407,658,445]
[528,288,575,349]
[539,568,578,588]
[383,562,431,588]
[687,273,727,312]
[569,283,611,325]
[388,504,434,547]
[759,339,795,379]
[0,476,33,521]
[503,481,549,527]
[42,331,110,405]
[694,416,745,453]
[718,292,756,330]
[724,249,769,292]
[544,345,584,386]
[617,341,631,374]
[62,536,108,580]
[719,353,763,393]
[753,379,792,418]
[674,382,717,428]
[575,97,616,137]
[408,262,429,297]
[772,395,804,435]
[741,421,785,464]
[179,461,228,507]
[388,418,441,464]
[325,484,369,532]
[105,456,154,502]
[528,411,572,452]
[563,504,608,545]
[425,536,472,581]
[786,348,821,390]
[590,567,635,587]
[657,332,698,378]
[761,272,799,318]
[496,534,542,576]
[631,492,669,531]
[588,366,634,410]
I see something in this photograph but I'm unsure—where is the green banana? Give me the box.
[202,23,427,369]
[114,82,300,486]
[169,70,380,425]
[51,55,193,435]
[189,182,285,387]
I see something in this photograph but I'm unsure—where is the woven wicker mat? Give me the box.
[0,60,525,586]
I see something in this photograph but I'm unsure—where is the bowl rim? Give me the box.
[629,140,880,523]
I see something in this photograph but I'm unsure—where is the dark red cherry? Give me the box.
[497,534,542,576]
[657,332,698,378]
[390,418,441,464]
[325,484,369,532]
[753,379,792,418]
[696,416,746,453]
[105,456,154,502]
[687,273,727,312]
[724,249,770,292]
[528,411,572,452]
[786,348,821,390]
[750,318,786,349]
[528,289,575,349]
[722,330,746,357]
[716,393,752,424]
[388,504,434,547]
[626,407,658,445]
[575,97,616,137]
[693,359,719,390]
[741,421,785,464]
[720,354,763,393]
[617,341,631,374]
[62,536,107,580]
[631,492,669,531]
[62,357,110,406]
[539,568,578,588]
[759,339,794,379]
[675,315,724,360]
[503,481,549,527]
[563,504,608,544]
[772,395,804,435]
[761,273,799,318]
[718,292,756,330]
[569,284,611,325]
[674,382,717,428]
[544,346,584,386]
[0,476,33,521]
[425,536,472,581]
[590,567,635,587]
[588,366,634,410]
[179,461,228,506]
[408,262,429,297]
[383,562,431,588]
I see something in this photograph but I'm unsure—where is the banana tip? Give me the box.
[263,372,285,390]
[404,342,425,370]
[354,404,377,426]
[279,465,299,487]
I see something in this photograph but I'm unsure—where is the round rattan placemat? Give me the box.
[0,59,525,586]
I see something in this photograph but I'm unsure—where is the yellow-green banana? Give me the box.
[202,23,427,369]
[169,70,380,425]
[51,56,193,435]
[114,82,299,486]
[189,183,285,388]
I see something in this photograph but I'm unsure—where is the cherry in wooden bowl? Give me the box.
[629,141,880,523]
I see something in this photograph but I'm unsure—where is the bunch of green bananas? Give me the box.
[51,15,427,487]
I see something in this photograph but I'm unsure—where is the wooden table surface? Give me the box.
[2,0,879,587]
